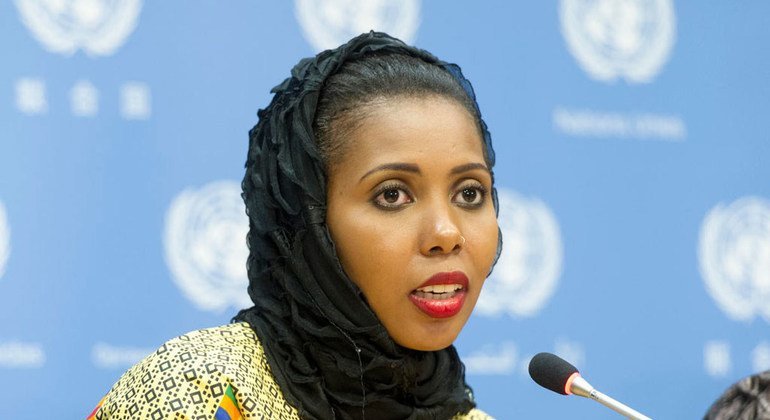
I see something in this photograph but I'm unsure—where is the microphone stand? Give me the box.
[570,376,652,420]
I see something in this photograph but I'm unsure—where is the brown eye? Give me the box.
[461,188,477,203]
[452,182,487,208]
[383,189,401,203]
[373,185,413,209]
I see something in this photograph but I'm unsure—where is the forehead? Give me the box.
[331,96,485,175]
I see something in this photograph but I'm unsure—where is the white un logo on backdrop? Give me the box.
[475,189,563,317]
[0,201,10,280]
[15,0,142,56]
[559,0,676,83]
[699,196,770,323]
[163,181,252,312]
[295,0,420,52]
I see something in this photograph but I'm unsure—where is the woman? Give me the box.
[89,31,501,419]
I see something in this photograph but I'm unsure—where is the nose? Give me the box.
[419,202,464,256]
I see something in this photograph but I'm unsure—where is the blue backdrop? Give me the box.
[1,1,769,418]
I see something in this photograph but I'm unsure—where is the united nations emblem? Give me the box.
[14,0,142,56]
[476,189,563,317]
[559,0,676,83]
[699,196,770,323]
[163,181,252,312]
[295,0,420,52]
[0,201,10,279]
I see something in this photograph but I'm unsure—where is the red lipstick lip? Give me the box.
[415,271,469,290]
[409,271,469,319]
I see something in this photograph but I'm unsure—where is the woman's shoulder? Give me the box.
[454,407,495,419]
[89,322,299,419]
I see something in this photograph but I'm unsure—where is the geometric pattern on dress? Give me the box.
[90,323,300,419]
[88,322,493,419]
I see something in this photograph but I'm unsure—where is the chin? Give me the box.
[404,341,455,352]
[392,325,463,352]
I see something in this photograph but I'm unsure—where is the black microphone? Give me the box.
[528,352,652,419]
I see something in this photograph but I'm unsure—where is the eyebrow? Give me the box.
[360,163,420,182]
[359,162,490,182]
[450,162,490,175]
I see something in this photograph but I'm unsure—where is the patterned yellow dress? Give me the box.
[88,323,493,419]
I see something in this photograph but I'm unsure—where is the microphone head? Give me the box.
[528,352,579,395]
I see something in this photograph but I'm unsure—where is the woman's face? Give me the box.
[326,95,499,351]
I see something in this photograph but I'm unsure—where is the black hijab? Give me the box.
[234,32,498,420]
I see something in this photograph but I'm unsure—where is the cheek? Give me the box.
[468,210,500,273]
[327,206,412,292]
